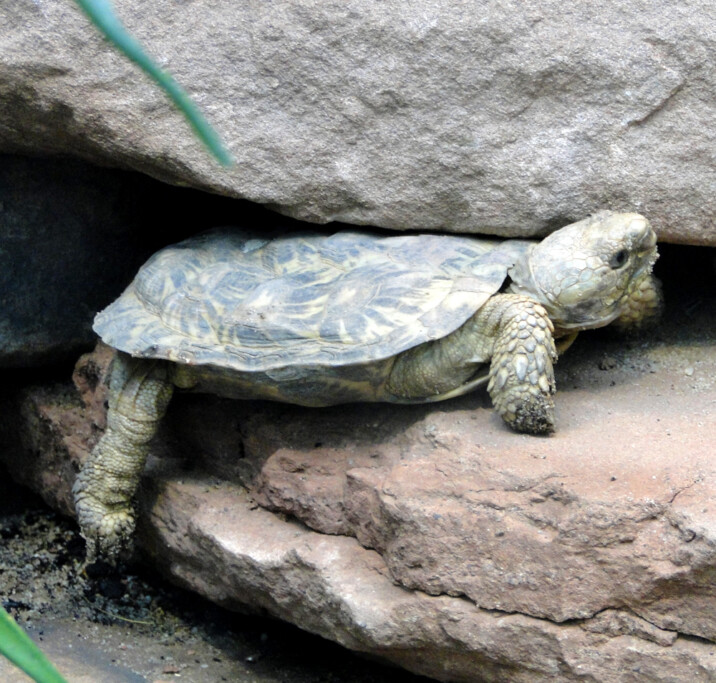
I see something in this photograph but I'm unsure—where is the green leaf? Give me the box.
[73,0,233,166]
[0,606,68,683]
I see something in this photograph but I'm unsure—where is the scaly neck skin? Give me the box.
[505,250,568,328]
[506,244,543,299]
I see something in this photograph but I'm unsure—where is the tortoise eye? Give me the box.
[609,249,628,269]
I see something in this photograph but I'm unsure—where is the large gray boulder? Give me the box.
[1,1,714,244]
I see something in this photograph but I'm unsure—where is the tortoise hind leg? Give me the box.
[73,352,173,562]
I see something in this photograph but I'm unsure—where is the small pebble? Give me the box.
[599,355,617,371]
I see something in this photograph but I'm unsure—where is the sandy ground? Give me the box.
[0,242,713,682]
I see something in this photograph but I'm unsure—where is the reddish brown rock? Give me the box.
[1,267,715,680]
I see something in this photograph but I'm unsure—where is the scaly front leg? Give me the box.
[613,273,663,332]
[73,353,173,562]
[486,295,558,434]
[386,294,558,434]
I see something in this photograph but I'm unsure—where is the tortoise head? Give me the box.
[508,211,659,331]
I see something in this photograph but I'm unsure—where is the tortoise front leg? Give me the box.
[612,273,663,332]
[485,295,558,434]
[386,294,558,434]
[73,353,173,562]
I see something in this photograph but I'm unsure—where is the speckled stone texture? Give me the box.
[1,1,714,244]
[2,251,715,681]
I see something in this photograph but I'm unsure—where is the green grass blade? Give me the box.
[0,606,68,683]
[73,0,233,166]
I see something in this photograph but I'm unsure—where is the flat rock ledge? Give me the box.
[2,289,716,682]
[1,1,715,244]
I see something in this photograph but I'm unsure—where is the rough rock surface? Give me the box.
[1,1,715,244]
[1,247,715,681]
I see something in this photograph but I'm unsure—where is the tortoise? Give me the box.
[73,211,661,560]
